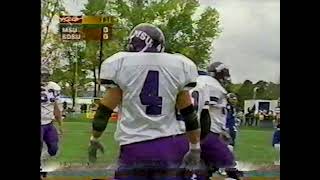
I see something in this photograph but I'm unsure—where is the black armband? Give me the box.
[180,104,199,132]
[92,103,113,132]
[200,109,211,140]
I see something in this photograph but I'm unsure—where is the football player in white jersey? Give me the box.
[40,66,63,177]
[87,23,201,180]
[190,62,243,180]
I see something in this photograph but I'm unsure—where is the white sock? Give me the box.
[228,145,234,152]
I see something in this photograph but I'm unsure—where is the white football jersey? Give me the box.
[41,81,61,125]
[206,77,228,133]
[190,75,228,134]
[190,75,210,119]
[100,52,198,145]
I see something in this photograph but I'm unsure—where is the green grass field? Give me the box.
[50,115,278,166]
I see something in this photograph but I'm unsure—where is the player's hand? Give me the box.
[181,148,202,171]
[88,138,104,163]
[57,126,63,136]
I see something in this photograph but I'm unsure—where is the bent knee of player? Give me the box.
[224,154,235,167]
[47,144,59,156]
[207,151,235,168]
[216,148,235,167]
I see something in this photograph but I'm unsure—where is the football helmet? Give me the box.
[127,23,165,53]
[207,62,231,85]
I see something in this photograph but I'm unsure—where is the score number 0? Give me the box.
[103,26,109,40]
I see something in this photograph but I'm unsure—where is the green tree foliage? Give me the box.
[50,42,91,107]
[79,0,221,97]
[45,0,221,99]
[41,0,66,48]
[82,0,221,64]
[235,80,254,109]
[82,0,124,96]
[228,80,280,109]
[108,0,221,66]
[266,82,280,99]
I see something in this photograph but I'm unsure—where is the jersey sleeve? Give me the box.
[206,80,227,107]
[100,52,124,88]
[207,87,223,106]
[181,58,198,91]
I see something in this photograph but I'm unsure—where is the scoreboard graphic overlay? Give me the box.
[59,16,114,41]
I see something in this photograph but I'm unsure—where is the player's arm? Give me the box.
[51,85,63,134]
[53,101,64,135]
[91,53,123,140]
[176,89,202,169]
[176,89,200,146]
[88,86,122,163]
[91,86,122,140]
[53,101,62,126]
[178,58,201,147]
[89,53,123,163]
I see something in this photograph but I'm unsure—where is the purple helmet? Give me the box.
[127,23,165,53]
[207,61,231,85]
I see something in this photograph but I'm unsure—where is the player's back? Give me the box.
[100,52,197,145]
[206,77,228,133]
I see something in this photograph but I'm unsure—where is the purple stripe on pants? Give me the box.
[41,123,59,156]
[114,134,189,180]
[200,132,235,168]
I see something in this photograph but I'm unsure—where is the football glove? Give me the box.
[57,126,63,136]
[181,148,202,171]
[88,138,104,163]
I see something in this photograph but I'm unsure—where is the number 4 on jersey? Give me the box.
[139,71,163,115]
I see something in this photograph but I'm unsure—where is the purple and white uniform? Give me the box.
[41,81,61,156]
[190,75,235,168]
[100,52,198,180]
